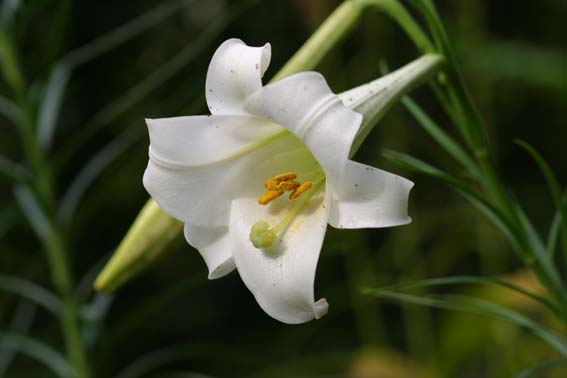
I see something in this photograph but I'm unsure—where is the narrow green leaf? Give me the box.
[13,185,50,241]
[1,0,22,26]
[38,0,192,149]
[547,211,561,259]
[0,301,37,375]
[0,94,19,122]
[58,127,142,224]
[383,150,520,248]
[0,154,29,183]
[401,96,480,178]
[517,359,567,378]
[363,289,567,356]
[38,64,70,150]
[516,140,567,261]
[0,331,72,377]
[55,0,257,169]
[377,275,560,316]
[0,274,61,315]
[514,205,564,297]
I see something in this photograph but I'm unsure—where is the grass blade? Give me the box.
[383,150,520,247]
[55,0,258,169]
[517,359,567,378]
[363,289,567,356]
[516,140,567,261]
[0,301,37,375]
[377,275,560,316]
[0,331,73,377]
[0,94,19,122]
[402,96,480,178]
[58,127,142,224]
[0,154,29,183]
[0,274,62,315]
[13,184,50,241]
[547,211,561,260]
[38,0,192,149]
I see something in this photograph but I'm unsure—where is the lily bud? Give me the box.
[94,199,182,292]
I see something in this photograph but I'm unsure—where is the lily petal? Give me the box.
[184,223,235,279]
[206,38,271,115]
[144,115,283,226]
[328,160,413,229]
[243,72,362,186]
[230,194,329,324]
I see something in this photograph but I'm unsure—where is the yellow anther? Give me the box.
[276,180,300,192]
[289,181,313,200]
[264,179,279,190]
[273,172,297,182]
[258,190,283,205]
[258,172,310,205]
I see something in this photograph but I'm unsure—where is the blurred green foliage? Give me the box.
[0,0,566,377]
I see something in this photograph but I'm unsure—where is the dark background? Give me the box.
[1,0,566,377]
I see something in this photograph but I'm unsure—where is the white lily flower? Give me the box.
[143,39,413,324]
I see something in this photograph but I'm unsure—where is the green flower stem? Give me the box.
[357,0,434,53]
[270,0,364,82]
[271,0,434,83]
[0,22,91,378]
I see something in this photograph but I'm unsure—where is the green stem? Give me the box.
[271,0,434,83]
[271,0,364,82]
[44,221,91,378]
[357,0,434,53]
[0,21,91,378]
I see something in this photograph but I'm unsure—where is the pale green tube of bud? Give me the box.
[94,199,182,292]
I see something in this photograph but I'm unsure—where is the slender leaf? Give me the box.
[0,154,29,183]
[514,205,564,296]
[383,150,521,248]
[0,94,19,122]
[58,127,142,223]
[13,184,50,241]
[402,96,480,178]
[55,0,258,168]
[38,64,71,149]
[0,274,61,315]
[82,293,114,348]
[1,0,22,26]
[516,140,567,260]
[0,331,73,377]
[363,289,567,356]
[38,0,193,149]
[517,359,567,378]
[377,275,560,316]
[548,211,561,259]
[0,301,37,375]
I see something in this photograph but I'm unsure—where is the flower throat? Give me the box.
[250,172,323,249]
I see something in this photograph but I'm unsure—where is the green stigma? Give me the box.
[249,220,277,249]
